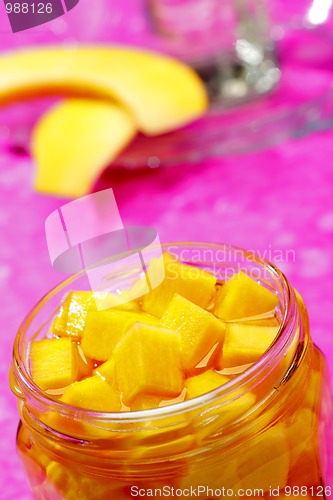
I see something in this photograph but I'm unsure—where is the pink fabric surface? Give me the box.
[1,3,333,499]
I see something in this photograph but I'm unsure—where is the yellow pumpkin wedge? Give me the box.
[30,337,78,390]
[0,46,208,135]
[32,99,136,197]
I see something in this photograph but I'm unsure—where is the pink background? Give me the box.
[1,1,333,497]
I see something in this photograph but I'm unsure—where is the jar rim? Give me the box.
[12,241,297,424]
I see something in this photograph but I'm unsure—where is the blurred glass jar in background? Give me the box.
[145,0,281,105]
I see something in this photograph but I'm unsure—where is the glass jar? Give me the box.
[10,243,333,499]
[144,0,280,104]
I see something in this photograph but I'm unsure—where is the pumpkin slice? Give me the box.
[0,46,207,135]
[32,99,136,197]
[61,375,121,412]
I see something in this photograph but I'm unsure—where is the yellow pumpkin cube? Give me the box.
[218,321,280,368]
[93,358,116,384]
[33,99,136,198]
[161,294,225,371]
[286,408,320,486]
[236,425,290,490]
[130,394,163,411]
[214,272,279,321]
[0,46,207,136]
[142,252,216,317]
[52,291,94,338]
[61,375,121,412]
[30,337,78,390]
[52,291,139,339]
[185,370,256,428]
[46,461,130,500]
[130,389,187,411]
[185,370,229,399]
[80,310,159,361]
[113,323,183,405]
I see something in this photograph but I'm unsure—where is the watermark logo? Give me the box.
[3,0,79,33]
[45,189,164,310]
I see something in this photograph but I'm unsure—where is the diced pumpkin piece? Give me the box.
[80,310,159,361]
[46,461,130,500]
[142,253,216,317]
[161,294,225,371]
[0,46,208,136]
[185,370,229,399]
[52,291,139,339]
[214,272,279,321]
[61,375,121,412]
[113,323,183,405]
[193,341,222,372]
[279,496,312,500]
[40,403,118,439]
[237,425,290,490]
[185,370,256,429]
[218,321,280,368]
[52,291,96,338]
[246,316,280,327]
[294,288,310,332]
[130,394,163,412]
[30,338,78,390]
[286,408,320,486]
[97,290,141,312]
[129,414,193,464]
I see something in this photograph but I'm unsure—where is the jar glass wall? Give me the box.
[11,243,333,499]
